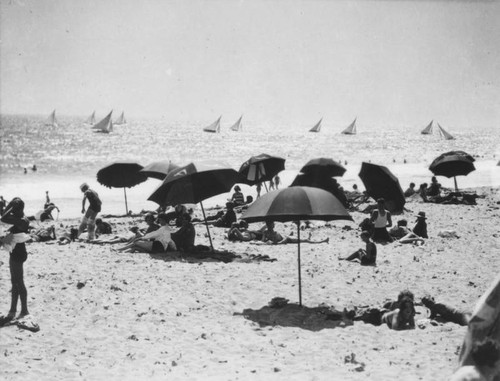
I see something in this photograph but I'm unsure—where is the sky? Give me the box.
[1,0,499,128]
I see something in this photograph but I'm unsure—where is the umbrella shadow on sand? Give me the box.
[235,298,353,332]
[147,249,277,264]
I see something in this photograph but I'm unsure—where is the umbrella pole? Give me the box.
[297,221,302,306]
[200,201,215,252]
[124,188,129,215]
[454,176,458,192]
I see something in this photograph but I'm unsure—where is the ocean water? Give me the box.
[1,114,499,220]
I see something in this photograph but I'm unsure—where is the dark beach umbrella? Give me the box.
[140,160,180,180]
[429,151,476,191]
[300,157,346,178]
[242,186,353,306]
[148,161,239,251]
[458,273,500,368]
[290,173,349,208]
[239,154,285,186]
[97,162,147,215]
[358,162,405,212]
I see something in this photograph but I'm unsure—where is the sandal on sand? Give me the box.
[0,313,16,327]
[16,318,40,333]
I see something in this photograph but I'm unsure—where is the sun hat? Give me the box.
[416,211,427,219]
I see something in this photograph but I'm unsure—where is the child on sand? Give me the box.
[0,198,31,325]
[339,231,377,265]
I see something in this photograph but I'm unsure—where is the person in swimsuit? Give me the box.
[0,198,31,324]
[370,198,393,243]
[77,183,102,241]
[339,231,377,265]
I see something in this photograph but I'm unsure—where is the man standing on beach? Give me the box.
[77,183,102,241]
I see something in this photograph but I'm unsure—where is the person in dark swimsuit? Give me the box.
[0,197,31,325]
[77,183,102,241]
[339,231,377,265]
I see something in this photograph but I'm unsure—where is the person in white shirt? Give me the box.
[116,213,176,253]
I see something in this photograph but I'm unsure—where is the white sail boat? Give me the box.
[341,118,357,135]
[309,118,322,133]
[92,111,113,133]
[230,115,243,131]
[114,111,127,125]
[45,110,58,127]
[85,111,96,125]
[421,120,434,135]
[437,123,455,140]
[203,116,221,133]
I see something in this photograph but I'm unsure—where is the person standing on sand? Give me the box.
[77,183,102,241]
[370,198,393,243]
[0,196,6,215]
[274,175,280,189]
[269,177,275,191]
[0,198,31,325]
[256,182,262,198]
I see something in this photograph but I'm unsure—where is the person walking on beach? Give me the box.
[269,178,275,191]
[256,182,262,198]
[370,198,393,243]
[274,175,281,189]
[77,183,102,241]
[0,198,31,325]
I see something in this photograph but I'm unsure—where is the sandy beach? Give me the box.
[1,186,498,380]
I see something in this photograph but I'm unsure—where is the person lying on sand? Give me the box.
[227,220,264,242]
[115,213,176,253]
[254,220,329,245]
[89,226,141,244]
[450,338,500,381]
[339,231,376,265]
[95,218,112,237]
[29,225,56,242]
[381,293,416,330]
[421,295,470,326]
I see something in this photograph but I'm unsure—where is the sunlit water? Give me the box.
[1,114,499,219]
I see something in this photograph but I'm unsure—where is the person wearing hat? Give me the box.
[230,185,245,206]
[77,183,102,241]
[370,198,393,243]
[412,212,428,239]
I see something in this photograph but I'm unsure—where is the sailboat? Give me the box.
[85,111,96,125]
[341,118,357,135]
[92,111,113,133]
[230,115,243,132]
[203,116,221,133]
[45,110,58,127]
[309,118,322,133]
[114,111,127,125]
[437,123,455,140]
[421,120,434,135]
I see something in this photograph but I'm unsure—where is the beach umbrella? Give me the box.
[97,162,147,215]
[147,161,239,251]
[358,162,405,212]
[238,154,285,187]
[290,173,349,208]
[429,151,475,191]
[300,158,346,177]
[242,186,353,306]
[458,272,500,368]
[140,160,180,180]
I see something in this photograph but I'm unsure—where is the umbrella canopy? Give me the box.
[97,162,148,214]
[148,161,240,251]
[140,160,180,180]
[242,186,352,305]
[300,158,346,177]
[290,173,349,208]
[458,272,500,368]
[358,162,405,212]
[429,151,476,191]
[238,154,285,186]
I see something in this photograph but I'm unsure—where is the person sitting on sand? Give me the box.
[389,219,411,240]
[427,176,442,197]
[204,202,237,228]
[141,212,160,235]
[339,231,377,265]
[164,205,190,228]
[412,212,428,239]
[171,213,195,252]
[404,183,416,197]
[450,338,500,381]
[116,213,176,253]
[95,218,112,237]
[229,185,245,206]
[419,183,429,202]
[370,198,393,243]
[381,294,416,330]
